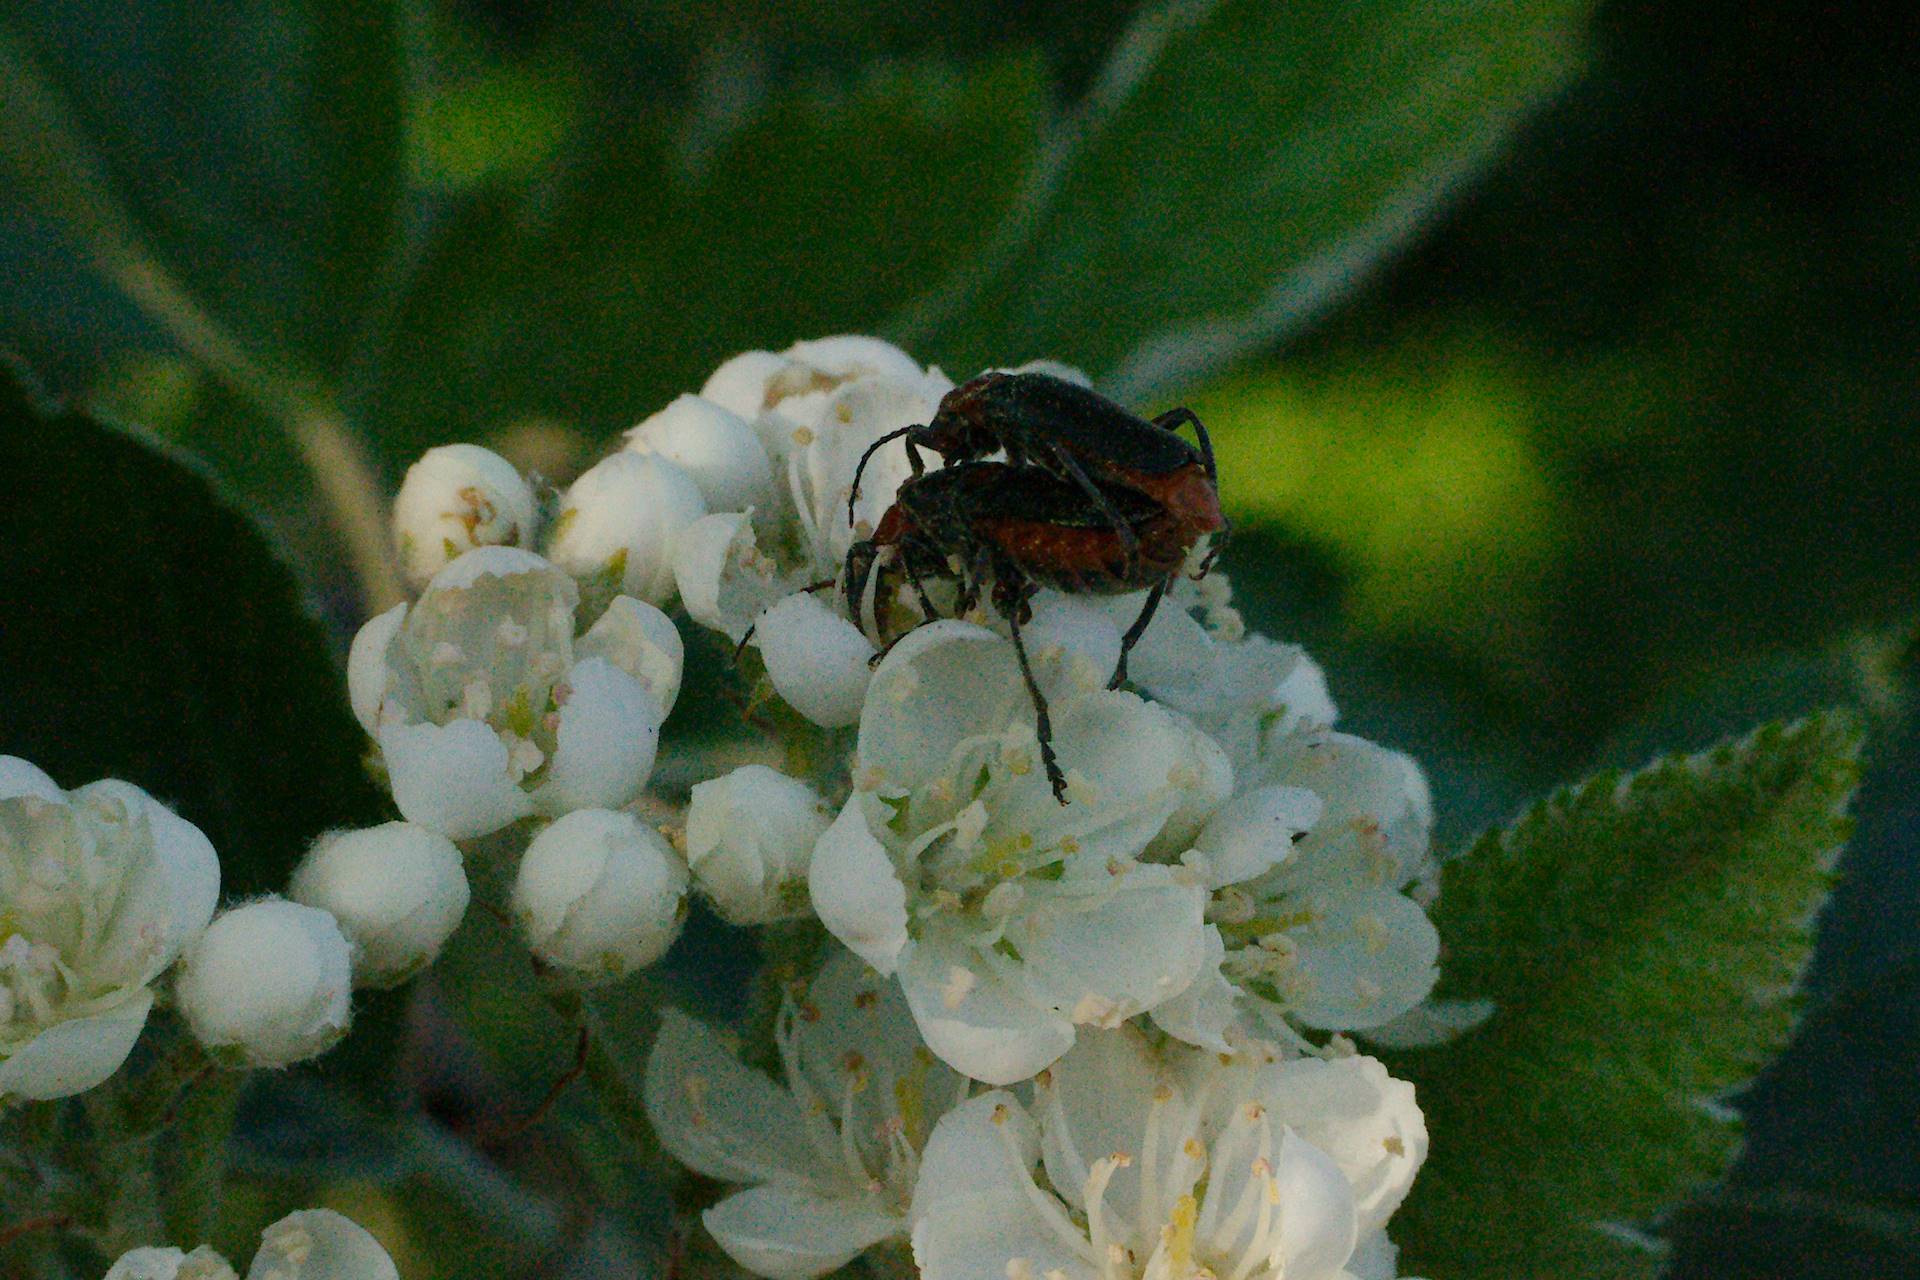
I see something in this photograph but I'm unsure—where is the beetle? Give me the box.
[848,370,1226,576]
[844,461,1201,801]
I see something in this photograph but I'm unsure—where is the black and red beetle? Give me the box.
[849,369,1225,568]
[844,461,1212,801]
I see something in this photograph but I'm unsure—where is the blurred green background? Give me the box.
[3,1,1917,1277]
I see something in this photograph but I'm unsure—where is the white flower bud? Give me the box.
[392,444,537,591]
[625,394,775,515]
[699,349,793,419]
[512,809,688,982]
[545,452,707,606]
[752,589,876,728]
[248,1208,399,1280]
[685,766,832,924]
[175,899,353,1068]
[288,822,470,988]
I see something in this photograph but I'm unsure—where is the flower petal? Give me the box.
[910,1090,1040,1226]
[1149,925,1243,1053]
[346,603,409,734]
[0,989,152,1102]
[703,1184,902,1280]
[673,512,798,642]
[858,621,1029,797]
[808,797,908,974]
[1008,866,1208,1029]
[535,658,662,815]
[755,591,876,729]
[0,755,61,802]
[379,719,533,840]
[898,931,1074,1085]
[1271,1130,1360,1280]
[578,595,684,717]
[1283,888,1440,1032]
[912,1189,1097,1280]
[643,1009,824,1186]
[1259,1056,1428,1234]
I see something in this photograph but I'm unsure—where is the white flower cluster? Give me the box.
[597,338,1455,1280]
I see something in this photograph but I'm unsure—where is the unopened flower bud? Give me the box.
[289,822,470,988]
[752,589,876,728]
[392,444,537,591]
[249,1208,400,1280]
[176,898,353,1067]
[545,452,707,606]
[512,809,688,982]
[685,766,832,924]
[625,394,775,515]
[699,349,793,419]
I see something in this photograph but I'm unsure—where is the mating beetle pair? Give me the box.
[844,370,1228,801]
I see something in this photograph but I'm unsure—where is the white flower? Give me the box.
[670,338,954,700]
[511,809,687,982]
[626,394,776,516]
[288,822,470,988]
[807,621,1231,1084]
[545,452,708,607]
[175,898,353,1068]
[910,1027,1426,1280]
[348,547,674,839]
[1099,577,1335,779]
[685,766,833,924]
[391,444,538,592]
[700,336,929,467]
[103,1208,398,1280]
[1188,729,1442,1044]
[643,948,967,1279]
[0,760,218,1102]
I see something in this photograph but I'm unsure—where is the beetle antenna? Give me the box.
[846,426,917,524]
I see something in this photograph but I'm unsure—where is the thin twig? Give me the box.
[0,28,403,613]
[475,1025,592,1146]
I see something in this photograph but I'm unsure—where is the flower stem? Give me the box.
[539,985,668,1174]
[0,29,403,614]
[160,1068,244,1246]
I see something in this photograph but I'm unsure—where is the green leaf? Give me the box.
[371,53,1048,454]
[0,360,384,897]
[0,1,403,372]
[1394,712,1864,1279]
[894,0,1598,397]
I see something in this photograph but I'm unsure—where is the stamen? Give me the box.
[992,1112,1100,1267]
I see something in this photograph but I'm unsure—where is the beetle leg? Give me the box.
[1045,443,1142,572]
[1109,575,1169,690]
[1194,513,1231,578]
[847,426,921,524]
[1153,407,1218,482]
[999,576,1067,803]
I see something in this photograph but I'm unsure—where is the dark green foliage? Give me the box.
[1395,712,1863,1278]
[902,0,1597,395]
[0,361,383,897]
